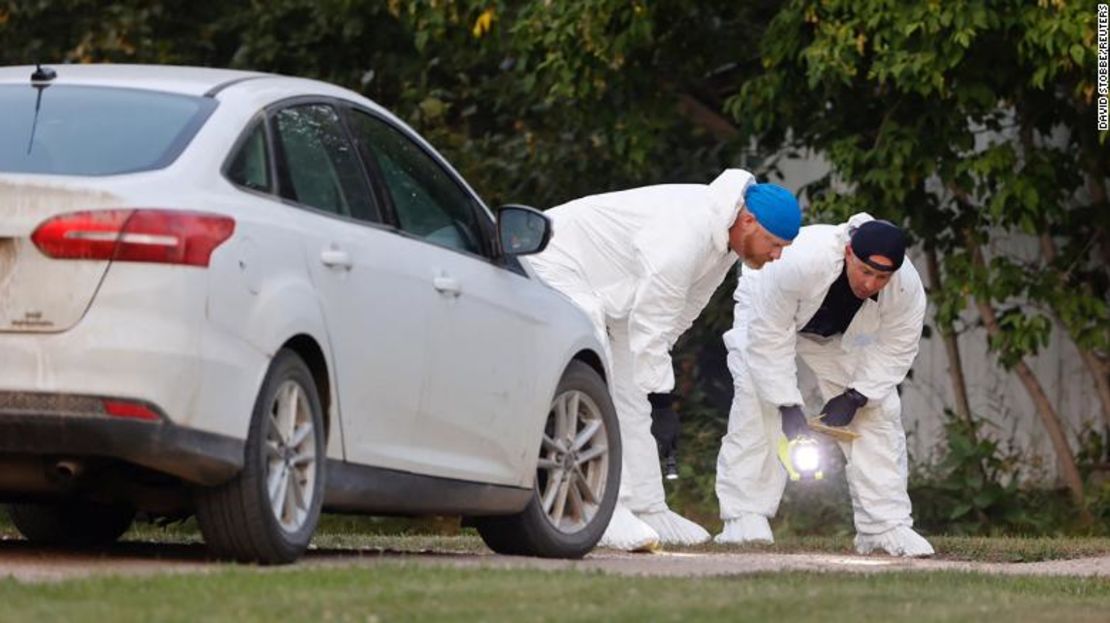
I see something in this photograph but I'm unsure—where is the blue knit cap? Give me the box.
[744,183,801,241]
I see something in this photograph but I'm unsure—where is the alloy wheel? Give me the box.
[536,389,610,534]
[264,379,318,533]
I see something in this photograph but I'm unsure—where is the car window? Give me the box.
[226,121,271,193]
[0,85,214,176]
[272,104,378,222]
[348,111,486,256]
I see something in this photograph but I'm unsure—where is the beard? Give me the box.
[742,256,767,270]
[737,229,767,270]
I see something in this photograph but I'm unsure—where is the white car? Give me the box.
[0,64,619,563]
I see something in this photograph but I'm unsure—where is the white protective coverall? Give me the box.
[528,169,755,548]
[715,213,931,555]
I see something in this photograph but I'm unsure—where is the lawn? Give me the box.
[305,532,1110,564]
[686,535,1110,563]
[4,511,1110,563]
[3,510,1109,622]
[0,564,1106,623]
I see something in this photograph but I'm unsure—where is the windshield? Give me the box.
[0,84,216,176]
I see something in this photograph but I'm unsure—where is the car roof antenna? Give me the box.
[27,64,55,154]
[31,63,57,82]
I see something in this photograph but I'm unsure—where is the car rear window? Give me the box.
[0,84,216,176]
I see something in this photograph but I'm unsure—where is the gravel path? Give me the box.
[1,540,1107,583]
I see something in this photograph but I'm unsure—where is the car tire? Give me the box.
[195,348,326,564]
[7,500,134,547]
[475,360,620,558]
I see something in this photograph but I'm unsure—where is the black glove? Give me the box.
[820,388,869,427]
[649,392,680,458]
[779,405,808,440]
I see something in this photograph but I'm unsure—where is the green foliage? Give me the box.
[1074,425,1110,526]
[990,308,1052,370]
[0,1,236,65]
[1075,424,1108,479]
[909,410,1100,536]
[0,1,790,209]
[734,0,1108,375]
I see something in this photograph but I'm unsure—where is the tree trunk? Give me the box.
[1005,356,1089,517]
[925,249,973,426]
[966,232,1090,520]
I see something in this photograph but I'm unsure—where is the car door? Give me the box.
[268,101,435,471]
[347,109,544,485]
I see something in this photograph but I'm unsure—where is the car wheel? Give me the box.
[7,500,134,547]
[475,360,620,558]
[195,348,325,564]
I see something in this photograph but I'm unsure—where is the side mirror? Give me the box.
[497,204,552,257]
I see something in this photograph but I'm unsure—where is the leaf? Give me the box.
[973,488,998,508]
[1069,43,1084,65]
[419,96,446,120]
[472,7,495,39]
[949,502,974,519]
[1031,66,1047,88]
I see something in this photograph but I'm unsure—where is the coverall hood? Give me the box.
[707,169,756,254]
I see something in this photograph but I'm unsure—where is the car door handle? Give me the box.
[433,276,462,297]
[320,249,353,270]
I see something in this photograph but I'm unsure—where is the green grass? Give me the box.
[0,565,1106,623]
[2,508,1108,621]
[305,532,1110,563]
[112,519,1110,562]
[928,536,1110,563]
[5,510,1110,562]
[676,535,1110,563]
[111,516,494,554]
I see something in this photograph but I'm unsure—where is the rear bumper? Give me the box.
[0,399,244,486]
[0,261,265,442]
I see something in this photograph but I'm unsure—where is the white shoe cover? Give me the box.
[636,509,711,545]
[597,504,660,551]
[714,513,774,545]
[855,526,934,557]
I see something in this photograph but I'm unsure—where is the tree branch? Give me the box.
[675,93,738,142]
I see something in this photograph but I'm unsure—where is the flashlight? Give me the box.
[792,442,821,473]
[777,436,824,481]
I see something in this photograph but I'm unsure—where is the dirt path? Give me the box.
[1,539,1107,583]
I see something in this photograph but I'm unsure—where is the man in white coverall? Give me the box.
[714,214,934,557]
[528,169,802,551]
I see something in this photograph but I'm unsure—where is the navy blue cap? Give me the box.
[850,220,906,272]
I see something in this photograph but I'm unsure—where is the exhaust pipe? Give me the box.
[53,460,84,481]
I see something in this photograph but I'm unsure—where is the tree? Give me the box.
[0,1,236,66]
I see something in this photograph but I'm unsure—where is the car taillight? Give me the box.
[31,209,235,267]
